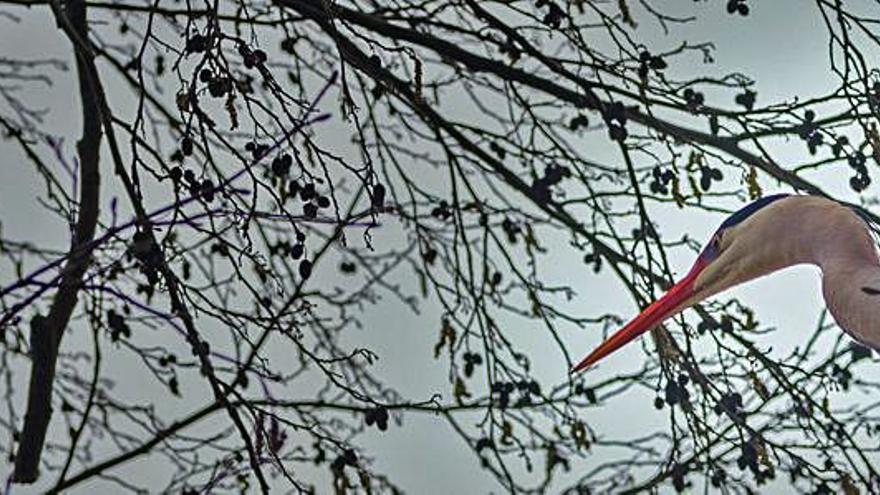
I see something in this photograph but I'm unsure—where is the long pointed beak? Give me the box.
[570,260,707,373]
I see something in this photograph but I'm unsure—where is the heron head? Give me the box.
[570,194,792,373]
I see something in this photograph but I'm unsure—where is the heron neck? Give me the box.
[820,254,880,349]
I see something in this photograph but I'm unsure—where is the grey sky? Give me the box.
[2,1,879,493]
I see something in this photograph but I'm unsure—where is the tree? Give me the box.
[1,0,880,492]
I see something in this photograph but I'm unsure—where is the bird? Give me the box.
[571,194,880,373]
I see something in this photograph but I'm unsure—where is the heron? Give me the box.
[571,194,880,373]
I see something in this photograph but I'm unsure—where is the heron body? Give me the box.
[572,194,880,372]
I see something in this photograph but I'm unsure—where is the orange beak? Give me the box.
[570,258,709,373]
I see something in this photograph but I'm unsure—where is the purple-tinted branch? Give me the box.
[0,111,332,323]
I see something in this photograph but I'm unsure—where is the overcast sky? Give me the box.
[2,1,879,493]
